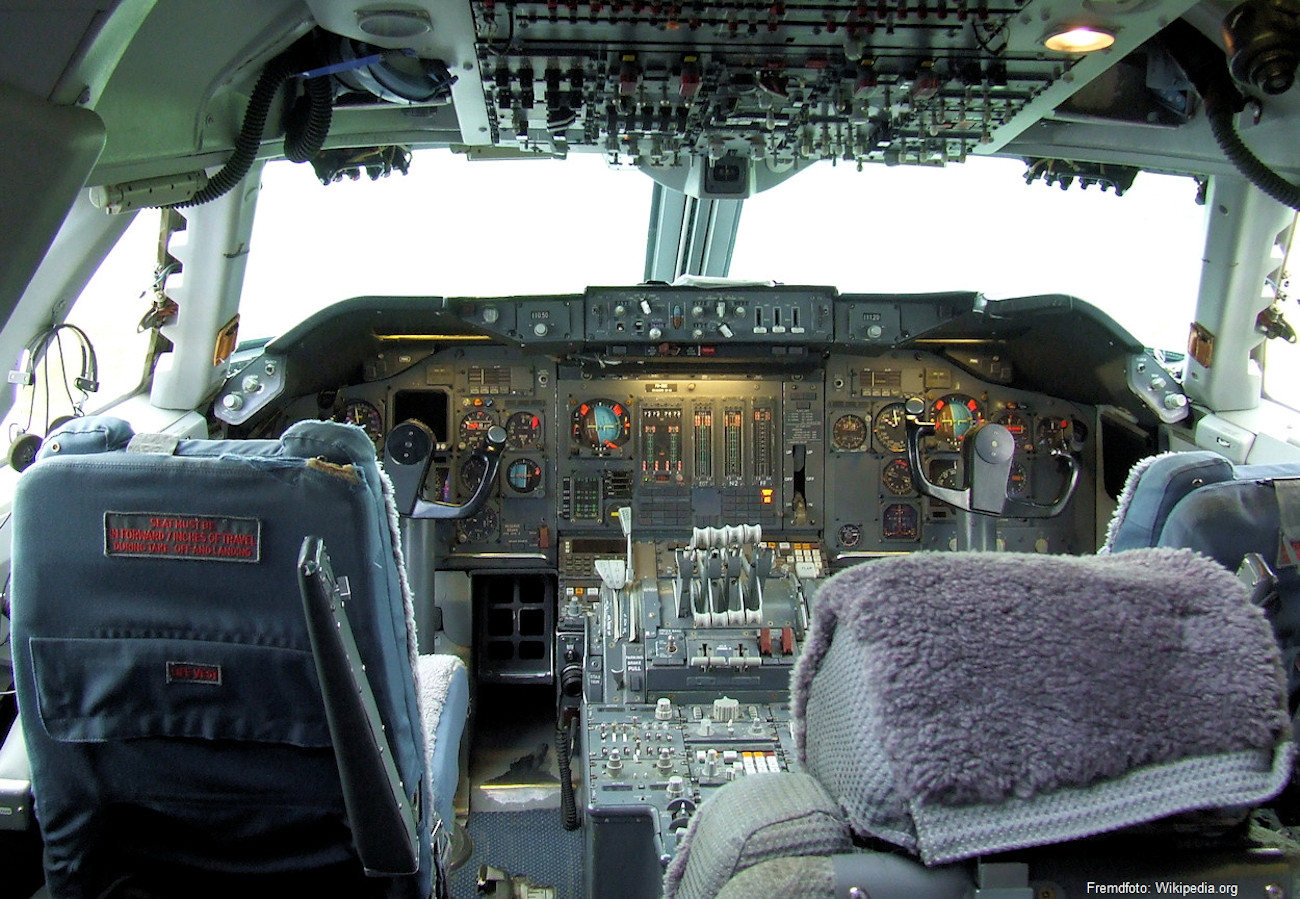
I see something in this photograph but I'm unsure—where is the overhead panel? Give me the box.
[468,0,1197,176]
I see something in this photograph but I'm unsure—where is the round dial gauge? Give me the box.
[881,458,914,496]
[1007,461,1029,497]
[506,457,543,494]
[459,409,497,448]
[505,410,543,450]
[459,454,489,491]
[993,410,1031,451]
[928,458,959,489]
[1036,416,1071,451]
[831,414,868,450]
[572,399,632,450]
[457,505,499,544]
[932,394,983,447]
[340,399,383,444]
[873,403,908,453]
[838,523,862,548]
[882,503,919,540]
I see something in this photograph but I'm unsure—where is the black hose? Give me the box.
[1163,18,1300,212]
[170,42,333,207]
[171,54,296,208]
[1207,102,1300,211]
[557,722,580,831]
[284,74,333,164]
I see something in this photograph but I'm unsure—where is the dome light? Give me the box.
[1043,25,1117,53]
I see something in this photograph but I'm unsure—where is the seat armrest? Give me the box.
[298,535,419,877]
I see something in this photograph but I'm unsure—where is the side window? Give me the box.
[1262,216,1299,409]
[1,210,160,467]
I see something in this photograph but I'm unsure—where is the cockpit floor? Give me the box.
[449,808,584,899]
[453,684,584,897]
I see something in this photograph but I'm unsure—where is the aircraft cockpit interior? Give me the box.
[2,1,1300,898]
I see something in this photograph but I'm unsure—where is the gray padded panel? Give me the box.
[663,772,852,899]
[715,857,837,899]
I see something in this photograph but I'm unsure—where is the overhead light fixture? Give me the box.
[356,8,432,39]
[1043,25,1117,52]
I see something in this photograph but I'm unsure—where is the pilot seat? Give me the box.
[6,416,468,899]
[664,506,1299,896]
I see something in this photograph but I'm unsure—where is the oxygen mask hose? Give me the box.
[1163,16,1300,211]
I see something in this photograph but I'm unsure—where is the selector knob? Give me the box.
[614,304,627,316]
[715,301,726,318]
[667,775,685,798]
[697,716,713,736]
[704,749,719,777]
[657,747,674,770]
[607,749,624,776]
[655,697,673,720]
[692,305,704,317]
[640,299,652,315]
[718,324,734,339]
[648,326,663,340]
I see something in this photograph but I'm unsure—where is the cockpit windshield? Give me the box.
[239,152,653,340]
[240,149,1204,351]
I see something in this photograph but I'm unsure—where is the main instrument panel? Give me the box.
[271,343,1097,561]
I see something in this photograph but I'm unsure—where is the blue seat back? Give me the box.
[1105,450,1300,723]
[9,416,431,899]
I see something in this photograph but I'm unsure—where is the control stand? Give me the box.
[903,397,1078,550]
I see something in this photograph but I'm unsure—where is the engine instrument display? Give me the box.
[460,409,497,448]
[572,399,632,451]
[506,411,543,450]
[831,414,868,451]
[872,403,907,453]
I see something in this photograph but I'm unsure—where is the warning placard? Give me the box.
[104,512,261,563]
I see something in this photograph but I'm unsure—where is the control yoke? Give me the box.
[903,397,1078,519]
[383,419,505,520]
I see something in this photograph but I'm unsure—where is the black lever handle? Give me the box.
[383,420,506,520]
[410,425,505,521]
[904,397,1078,519]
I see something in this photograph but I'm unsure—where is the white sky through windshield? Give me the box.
[241,151,1204,351]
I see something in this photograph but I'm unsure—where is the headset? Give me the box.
[6,324,99,471]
